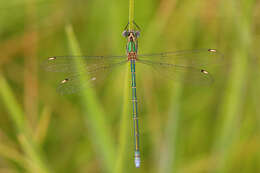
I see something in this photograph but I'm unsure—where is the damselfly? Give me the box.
[43,22,223,168]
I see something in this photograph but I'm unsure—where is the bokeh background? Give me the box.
[0,0,259,173]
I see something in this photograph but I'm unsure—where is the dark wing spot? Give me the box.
[208,49,217,53]
[61,78,69,84]
[48,57,56,60]
[201,69,209,74]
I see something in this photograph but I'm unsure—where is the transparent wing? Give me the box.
[42,55,127,73]
[138,49,223,67]
[138,59,213,85]
[56,60,128,95]
[137,49,223,85]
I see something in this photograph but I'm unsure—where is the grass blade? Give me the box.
[0,74,51,173]
[65,25,116,173]
[0,74,26,133]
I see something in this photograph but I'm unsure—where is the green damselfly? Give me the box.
[44,22,223,168]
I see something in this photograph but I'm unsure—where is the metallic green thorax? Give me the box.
[128,40,136,53]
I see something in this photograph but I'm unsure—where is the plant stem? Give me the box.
[129,0,134,30]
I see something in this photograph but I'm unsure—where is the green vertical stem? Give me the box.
[129,0,134,30]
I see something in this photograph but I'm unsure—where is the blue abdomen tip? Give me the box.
[135,157,141,168]
[135,151,140,168]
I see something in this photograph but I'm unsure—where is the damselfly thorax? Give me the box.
[126,31,139,60]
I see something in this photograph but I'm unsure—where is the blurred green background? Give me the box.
[0,0,259,172]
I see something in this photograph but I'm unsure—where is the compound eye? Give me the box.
[135,31,140,37]
[122,30,128,37]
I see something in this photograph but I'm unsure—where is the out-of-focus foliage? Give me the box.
[0,0,259,173]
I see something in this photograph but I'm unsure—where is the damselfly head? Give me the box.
[122,30,140,38]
